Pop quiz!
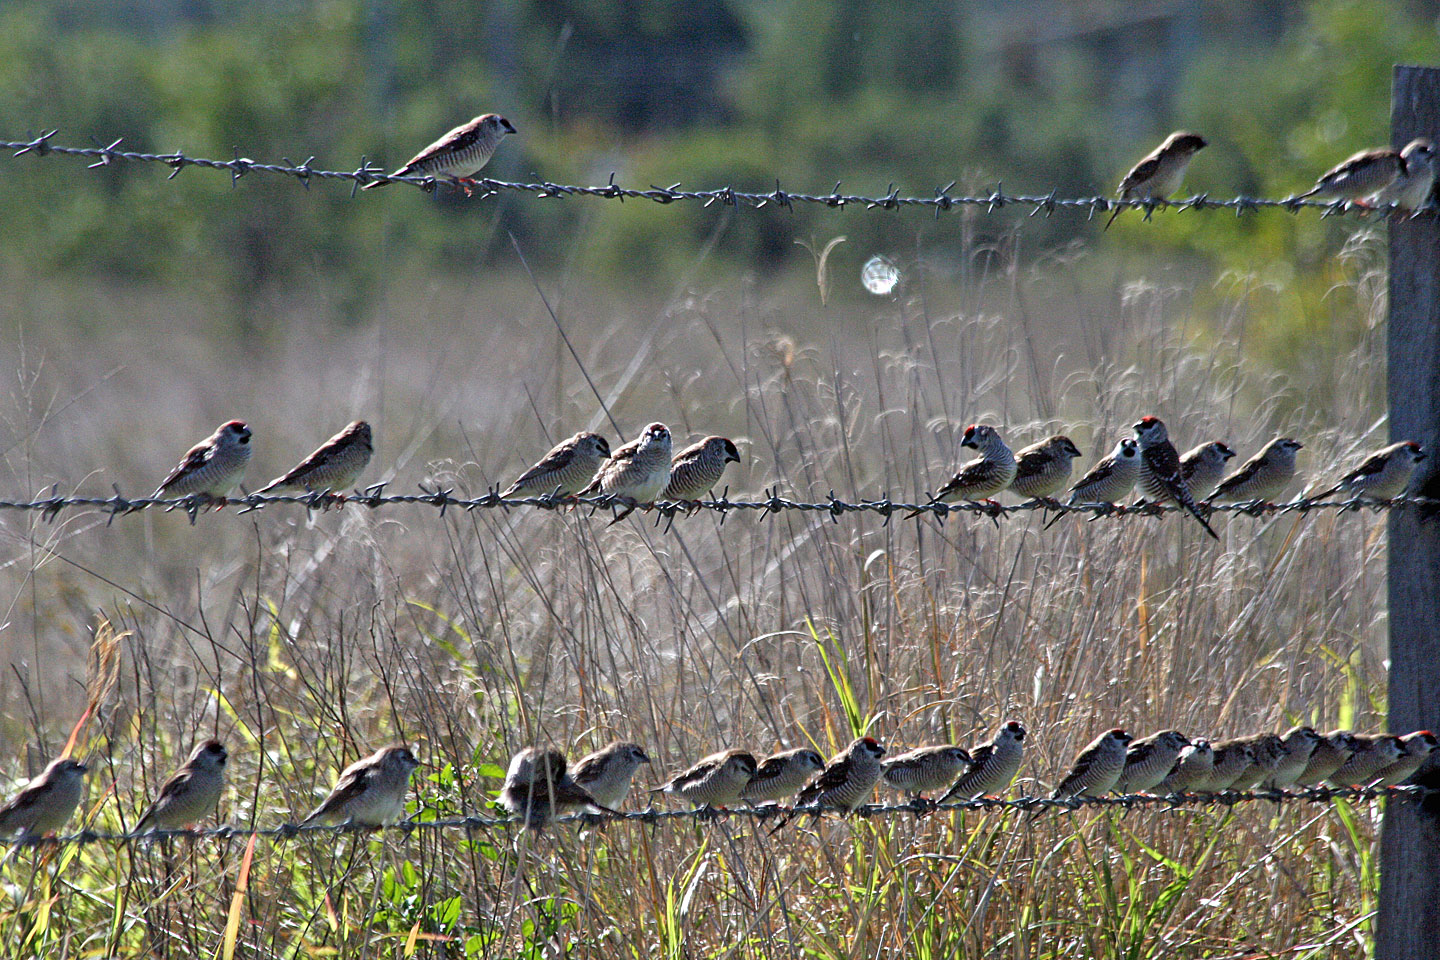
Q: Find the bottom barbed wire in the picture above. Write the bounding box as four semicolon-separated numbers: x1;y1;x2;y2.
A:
0;484;1434;525
2;784;1426;853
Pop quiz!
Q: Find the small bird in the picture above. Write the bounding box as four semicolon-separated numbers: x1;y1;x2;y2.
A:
1311;441;1426;502
937;720;1027;802
771;737;887;832
153;420;253;501
1207;437;1304;504
363;113;516;191
911;424;1017;517
1267;727;1325;789
662;436;741;501
1374;731;1438;786
501;432;611;499
1106;131;1208;229
1198;739;1257;791
1156;739;1214;793
258;421;373;495
1114;730;1190;794
1052;729;1131;799
501;747;616;830
1226;734;1288;791
1046;438;1142;530
880;745;973;801
1009;435;1083;500
1295;144;1408;205
135;740;227;832
564;741;651;811
580;423;674;506
1328;734;1405;787
1372;138;1438;213
300;745;420;827
651;749;758;809
0;757;88;848
1133;416;1218;539
1294;731;1359;786
742;748;826;805
1178;441;1237;502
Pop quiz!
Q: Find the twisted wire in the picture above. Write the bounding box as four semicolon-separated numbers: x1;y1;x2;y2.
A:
0;486;1430;526
1;783;1425;854
0;133;1416;220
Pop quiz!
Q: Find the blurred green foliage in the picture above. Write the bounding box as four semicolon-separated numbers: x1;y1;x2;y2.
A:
0;0;1435;335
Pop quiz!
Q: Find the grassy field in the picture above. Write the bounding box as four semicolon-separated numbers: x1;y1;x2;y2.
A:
0;218;1397;957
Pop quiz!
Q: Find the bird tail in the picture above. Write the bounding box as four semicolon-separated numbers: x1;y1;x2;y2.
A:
1103;204;1125;231
360;180;390;191
1181;499;1220;540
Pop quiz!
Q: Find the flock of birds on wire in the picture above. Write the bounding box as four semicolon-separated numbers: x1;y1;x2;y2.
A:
6;117;1436;857
127;414;1426;538
2;722;1435;855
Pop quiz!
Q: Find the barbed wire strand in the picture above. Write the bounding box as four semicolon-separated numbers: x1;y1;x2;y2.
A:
0;486;1431;527
2;133;1423;220
1;784;1427;854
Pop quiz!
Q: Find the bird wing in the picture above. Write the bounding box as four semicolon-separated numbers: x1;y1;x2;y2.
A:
261;432;367;492
579;439;641;495
1316;148;1399;188
507;437;582;491
156;440;215;493
1012;448;1050;482
1340;451;1390;484
1055;742;1106;795
1143;446;1219;538
136;767;197;827
1071;455;1119;491
795;756;853;805
1118;152;1164;195
1211;453;1266;496
303;761;373;822
658;755;722;792
569;750;610;786
396;121;487;175
0;777;51;829
935;457;1006;498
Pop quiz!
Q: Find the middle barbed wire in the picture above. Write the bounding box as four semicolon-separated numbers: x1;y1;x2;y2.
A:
0;486;1432;525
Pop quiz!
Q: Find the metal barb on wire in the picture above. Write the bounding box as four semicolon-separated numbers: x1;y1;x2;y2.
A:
0;136;1427;220
0;489;1434;523
0;783;1426;855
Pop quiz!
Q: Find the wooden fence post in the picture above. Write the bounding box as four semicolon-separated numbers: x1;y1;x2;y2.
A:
1378;63;1440;960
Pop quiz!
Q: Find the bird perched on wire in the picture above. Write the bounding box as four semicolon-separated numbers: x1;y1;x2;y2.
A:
563;741;650;811
1311;441;1426;502
135;740;227;833
1052;729;1131;799
1266;727;1325;789
937;720;1027;802
1009;435;1083;501
650;749;757;809
909;424;1017;519
500;432;610;499
1207;437;1304;505
1178;441;1237;502
152;420;253;505
1105;131;1208;229
501;747;617;830
258;421;373;496
362;113;516;193
1133;416;1218;539
580;422;674;520
1371;139;1438;214
1226;734;1288;791
300;745;420;827
662;436;741;501
769;737;886;833
1156;739;1214;793
1294;731;1359;785
741;748;826;805
0;757;88;857
1197;738;1256;791
1328;734;1404;787
1375;731;1438;786
1045;438;1141;530
1293;141;1418;205
1114;730;1190;794
880;745;973;804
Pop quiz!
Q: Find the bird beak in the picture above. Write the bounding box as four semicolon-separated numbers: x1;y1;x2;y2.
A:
501;118;517;135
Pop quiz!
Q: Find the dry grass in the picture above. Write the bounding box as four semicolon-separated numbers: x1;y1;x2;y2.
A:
0;224;1396;957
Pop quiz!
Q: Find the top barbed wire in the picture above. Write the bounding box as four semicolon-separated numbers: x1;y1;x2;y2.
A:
0;132;1415;219
0;487;1433;526
1;782;1428;854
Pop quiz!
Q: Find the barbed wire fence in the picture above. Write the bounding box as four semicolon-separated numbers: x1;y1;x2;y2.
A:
0;487;1431;526
1;133;1428;220
2;783;1428;856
